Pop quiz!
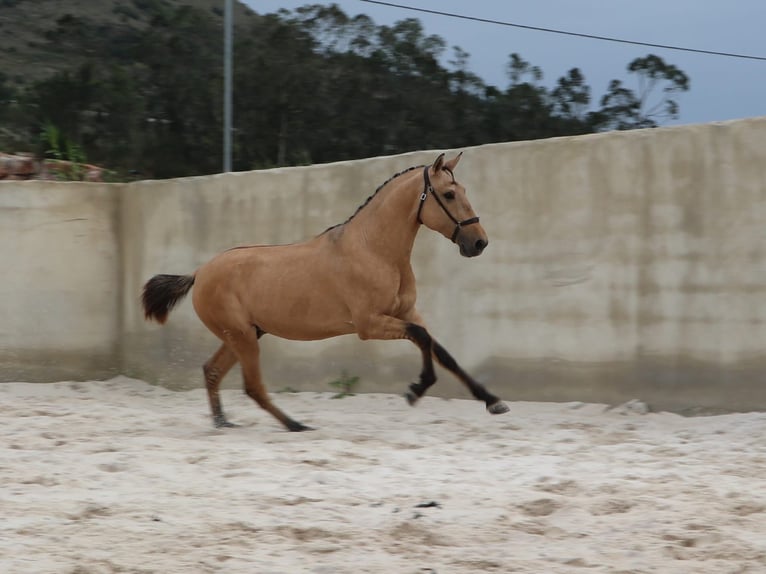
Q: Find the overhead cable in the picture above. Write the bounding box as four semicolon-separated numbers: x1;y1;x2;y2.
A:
358;0;766;62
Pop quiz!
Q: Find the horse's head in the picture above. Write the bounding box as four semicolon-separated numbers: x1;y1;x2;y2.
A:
417;152;488;257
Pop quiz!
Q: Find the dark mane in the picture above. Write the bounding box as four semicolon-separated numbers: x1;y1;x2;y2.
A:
320;165;423;235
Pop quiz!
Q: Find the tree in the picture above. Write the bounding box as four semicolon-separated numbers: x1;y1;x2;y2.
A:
551;67;591;121
446;47;488;145
0;72;14;127
0;1;692;178
0;73;27;152
483;53;556;142
507;52;542;86
593;54;690;130
233;11;323;167
135;5;224;177
630;54;689;123
592;79;646;131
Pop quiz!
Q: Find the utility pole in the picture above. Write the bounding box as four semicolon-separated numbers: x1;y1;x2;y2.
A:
223;0;233;172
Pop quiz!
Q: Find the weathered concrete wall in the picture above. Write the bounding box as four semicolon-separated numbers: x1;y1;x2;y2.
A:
466;121;766;412
0;182;121;381
2;117;765;412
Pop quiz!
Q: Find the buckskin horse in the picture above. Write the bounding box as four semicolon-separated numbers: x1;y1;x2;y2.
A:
141;152;509;431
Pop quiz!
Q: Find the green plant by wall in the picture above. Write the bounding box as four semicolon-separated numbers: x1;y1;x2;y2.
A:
328;371;360;399
40;122;88;181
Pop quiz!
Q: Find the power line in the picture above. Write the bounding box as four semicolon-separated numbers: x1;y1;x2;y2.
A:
358;0;766;62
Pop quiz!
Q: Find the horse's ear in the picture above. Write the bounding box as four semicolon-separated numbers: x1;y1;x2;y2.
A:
431;153;445;172
444;151;463;172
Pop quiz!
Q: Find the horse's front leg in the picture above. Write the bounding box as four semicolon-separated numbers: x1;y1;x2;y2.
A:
355;313;508;415
402;322;438;406
397;311;508;414
430;340;509;415
354;313;438;400
405;336;508;414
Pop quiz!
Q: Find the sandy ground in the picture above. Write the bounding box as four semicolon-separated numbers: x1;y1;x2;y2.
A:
1;377;765;574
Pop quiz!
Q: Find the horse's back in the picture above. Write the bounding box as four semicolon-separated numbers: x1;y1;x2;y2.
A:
191;239;355;341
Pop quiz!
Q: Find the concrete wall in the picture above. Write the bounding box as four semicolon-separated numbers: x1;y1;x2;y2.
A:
0;182;121;381
2;117;765;412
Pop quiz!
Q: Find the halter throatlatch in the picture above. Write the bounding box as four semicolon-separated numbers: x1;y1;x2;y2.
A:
416;166;480;243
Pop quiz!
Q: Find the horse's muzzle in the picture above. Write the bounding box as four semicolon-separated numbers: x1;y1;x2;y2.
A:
459;237;488;258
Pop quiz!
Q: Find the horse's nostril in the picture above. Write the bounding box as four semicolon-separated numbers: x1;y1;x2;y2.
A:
475;238;488;252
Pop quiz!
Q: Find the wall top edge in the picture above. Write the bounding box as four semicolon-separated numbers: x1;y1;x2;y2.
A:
5;116;764;189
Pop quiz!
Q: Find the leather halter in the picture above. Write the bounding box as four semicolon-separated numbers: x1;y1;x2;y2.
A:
416;166;480;243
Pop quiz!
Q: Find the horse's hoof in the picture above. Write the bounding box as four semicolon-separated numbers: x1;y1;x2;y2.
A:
214;419;239;428
404;390;419;406
286;421;314;432
487;401;510;415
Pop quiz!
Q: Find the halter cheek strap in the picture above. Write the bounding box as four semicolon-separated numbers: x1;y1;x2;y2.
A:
416;166;480;243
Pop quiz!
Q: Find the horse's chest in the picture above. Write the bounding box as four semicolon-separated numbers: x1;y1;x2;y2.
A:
391;283;416;315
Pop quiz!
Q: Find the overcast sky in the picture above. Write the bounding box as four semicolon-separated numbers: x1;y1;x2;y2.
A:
244;0;766;126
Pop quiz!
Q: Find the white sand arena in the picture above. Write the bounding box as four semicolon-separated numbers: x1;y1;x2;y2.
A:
1;376;765;573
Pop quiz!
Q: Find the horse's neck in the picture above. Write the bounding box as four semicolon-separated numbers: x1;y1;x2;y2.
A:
345;171;421;263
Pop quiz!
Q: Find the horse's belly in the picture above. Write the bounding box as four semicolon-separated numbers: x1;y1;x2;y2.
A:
266;321;355;341
246;286;354;341
255;301;355;341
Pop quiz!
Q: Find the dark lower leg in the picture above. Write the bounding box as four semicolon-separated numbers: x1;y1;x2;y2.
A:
404;323;436;405
432;341;509;414
244;385;312;431
203;344;238;428
238;343;312;432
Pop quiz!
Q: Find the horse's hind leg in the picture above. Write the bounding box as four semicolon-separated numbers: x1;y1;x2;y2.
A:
203;343;238;428
229;333;312;432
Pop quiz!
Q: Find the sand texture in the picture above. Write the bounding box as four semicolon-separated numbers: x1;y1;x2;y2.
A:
2;377;765;573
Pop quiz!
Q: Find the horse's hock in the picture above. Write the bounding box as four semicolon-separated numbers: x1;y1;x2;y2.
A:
1;117;765;413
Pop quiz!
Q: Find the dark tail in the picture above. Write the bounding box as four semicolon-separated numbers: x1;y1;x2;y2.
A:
141;274;195;324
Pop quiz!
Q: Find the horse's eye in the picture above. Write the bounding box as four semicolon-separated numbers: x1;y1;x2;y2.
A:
443;190;455;200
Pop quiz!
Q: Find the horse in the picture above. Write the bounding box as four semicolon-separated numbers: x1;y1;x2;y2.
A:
141;152;509;431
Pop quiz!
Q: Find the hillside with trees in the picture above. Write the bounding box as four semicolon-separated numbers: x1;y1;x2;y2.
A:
0;1;689;179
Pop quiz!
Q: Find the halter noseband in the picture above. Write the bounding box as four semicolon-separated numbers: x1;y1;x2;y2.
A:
416;166;480;243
